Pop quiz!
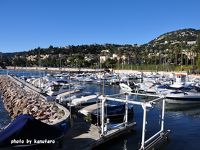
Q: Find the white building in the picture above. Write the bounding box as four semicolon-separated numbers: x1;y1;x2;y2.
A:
187;41;196;45
112;53;118;59
100;50;110;63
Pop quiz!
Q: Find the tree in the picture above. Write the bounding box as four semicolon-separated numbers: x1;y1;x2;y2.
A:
196;34;200;70
197;56;200;71
102;59;117;69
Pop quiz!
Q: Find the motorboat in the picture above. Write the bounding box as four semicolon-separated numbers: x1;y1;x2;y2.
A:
119;81;137;92
0;114;66;149
165;91;200;104
79;102;134;124
119;82;132;92
68;93;99;109
91;103;134;124
169;73;194;89
46;82;85;96
137;81;160;93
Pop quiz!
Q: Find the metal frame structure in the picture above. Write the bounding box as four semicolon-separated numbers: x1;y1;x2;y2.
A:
99;92;169;150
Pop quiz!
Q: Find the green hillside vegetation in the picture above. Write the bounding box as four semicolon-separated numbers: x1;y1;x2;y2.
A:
1;28;200;72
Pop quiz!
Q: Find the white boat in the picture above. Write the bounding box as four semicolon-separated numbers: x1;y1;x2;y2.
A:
137;81;159;93
71;73;96;82
166;91;200;104
56;90;81;103
46;82;85;96
155;73;195;95
119;83;132;92
169;73;194;89
156;84;175;95
69;94;98;107
107;75;120;85
119;81;137;92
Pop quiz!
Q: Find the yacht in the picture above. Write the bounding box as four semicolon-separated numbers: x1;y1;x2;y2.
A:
166;91;200;104
119;81;137;92
68;93;98;108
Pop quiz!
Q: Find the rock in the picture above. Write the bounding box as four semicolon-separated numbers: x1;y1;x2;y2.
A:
0;75;66;125
13;108;22;118
31;106;39;112
22;108;29;114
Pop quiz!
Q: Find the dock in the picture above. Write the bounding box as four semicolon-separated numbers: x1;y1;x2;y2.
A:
77;93;170;150
61;115;136;150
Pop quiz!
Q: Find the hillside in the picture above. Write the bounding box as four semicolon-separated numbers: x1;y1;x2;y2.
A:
150;28;199;44
1;28;200;69
146;28;200;52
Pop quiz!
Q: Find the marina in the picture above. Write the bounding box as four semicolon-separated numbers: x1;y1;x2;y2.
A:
0;69;200;149
1;1;200;149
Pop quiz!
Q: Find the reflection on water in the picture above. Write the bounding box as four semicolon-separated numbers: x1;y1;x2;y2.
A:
0;96;11;128
166;103;200;117
0;69;46;77
123;139;127;150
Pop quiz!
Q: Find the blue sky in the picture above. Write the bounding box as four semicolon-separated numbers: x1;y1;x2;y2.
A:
0;0;200;52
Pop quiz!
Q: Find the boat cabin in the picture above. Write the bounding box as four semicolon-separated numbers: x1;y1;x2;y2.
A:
175;74;187;84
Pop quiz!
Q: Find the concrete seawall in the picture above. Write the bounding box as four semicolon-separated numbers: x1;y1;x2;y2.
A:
6;66;104;72
0;75;69;125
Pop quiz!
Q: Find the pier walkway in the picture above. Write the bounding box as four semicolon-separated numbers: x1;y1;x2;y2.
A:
61;115;136;150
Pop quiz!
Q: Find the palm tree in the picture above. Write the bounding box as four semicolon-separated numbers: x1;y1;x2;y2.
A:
142;47;149;65
191;45;197;66
173;44;181;65
194;34;200;71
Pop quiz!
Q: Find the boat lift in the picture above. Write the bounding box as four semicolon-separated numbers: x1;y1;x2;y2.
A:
99;92;170;150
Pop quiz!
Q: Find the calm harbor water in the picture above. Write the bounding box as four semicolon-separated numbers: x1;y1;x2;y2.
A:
0;96;11;129
0;70;200;150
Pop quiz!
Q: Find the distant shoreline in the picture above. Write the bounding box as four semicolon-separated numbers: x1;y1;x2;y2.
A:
5;66;104;73
1;66;200;79
3;66;190;73
4;66;165;73
2;66;191;73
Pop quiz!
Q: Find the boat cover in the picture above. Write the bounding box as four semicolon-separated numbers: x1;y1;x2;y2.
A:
94;103;133;115
0;114;63;147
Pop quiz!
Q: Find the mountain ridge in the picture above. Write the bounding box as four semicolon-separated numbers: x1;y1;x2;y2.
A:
1;28;200;68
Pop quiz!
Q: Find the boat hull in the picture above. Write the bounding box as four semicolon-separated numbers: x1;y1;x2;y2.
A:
166;98;200;104
90;106;134;124
119;83;132;92
0;114;66;149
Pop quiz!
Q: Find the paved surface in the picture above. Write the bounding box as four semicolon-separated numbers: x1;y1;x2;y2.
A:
61;115;101;150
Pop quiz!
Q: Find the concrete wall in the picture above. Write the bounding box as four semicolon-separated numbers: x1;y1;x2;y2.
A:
6;66;104;72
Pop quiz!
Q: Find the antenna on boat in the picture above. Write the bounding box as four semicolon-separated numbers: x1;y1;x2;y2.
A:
69;70;72;126
103;70;105;96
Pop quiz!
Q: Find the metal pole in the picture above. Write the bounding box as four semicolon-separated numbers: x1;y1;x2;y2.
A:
103;71;105;96
161;99;165;131
101;97;105;136
69;72;72;127
141;103;147;150
60;57;61;70
125;93;128;126
144;98;166;145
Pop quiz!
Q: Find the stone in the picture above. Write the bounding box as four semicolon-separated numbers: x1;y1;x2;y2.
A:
0;75;66;125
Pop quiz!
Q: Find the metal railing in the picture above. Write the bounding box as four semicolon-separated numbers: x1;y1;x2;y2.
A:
99;92;167;150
